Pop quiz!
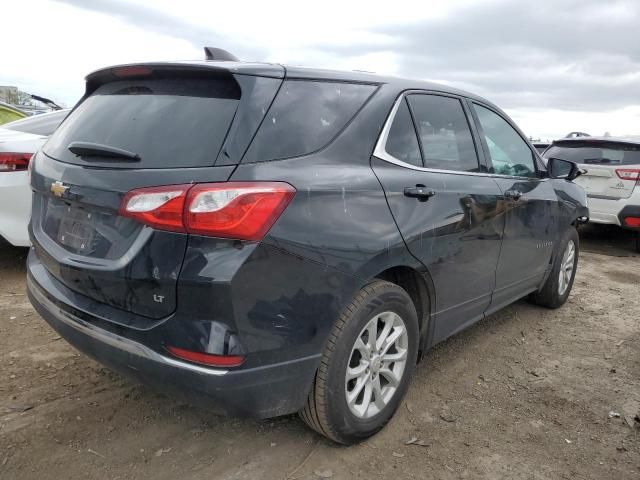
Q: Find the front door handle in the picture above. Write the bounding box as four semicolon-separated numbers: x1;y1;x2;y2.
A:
404;186;436;201
504;189;523;200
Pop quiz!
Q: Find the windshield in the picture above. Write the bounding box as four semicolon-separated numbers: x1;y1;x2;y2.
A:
44;76;240;169
4;110;70;136
544;142;640;165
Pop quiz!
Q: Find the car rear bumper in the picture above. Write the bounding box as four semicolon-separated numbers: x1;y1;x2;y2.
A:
586;195;638;227
27;266;320;419
0;171;31;246
618;205;640;230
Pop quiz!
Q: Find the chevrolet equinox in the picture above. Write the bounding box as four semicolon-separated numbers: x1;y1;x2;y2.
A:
27;55;588;444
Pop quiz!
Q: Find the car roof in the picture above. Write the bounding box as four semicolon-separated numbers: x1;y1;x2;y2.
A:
552;136;640;147
86;60;501;110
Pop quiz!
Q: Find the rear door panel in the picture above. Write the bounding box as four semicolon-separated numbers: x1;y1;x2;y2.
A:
372;158;504;340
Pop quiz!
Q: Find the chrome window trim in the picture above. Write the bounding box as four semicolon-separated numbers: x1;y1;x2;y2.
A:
373;91;545;181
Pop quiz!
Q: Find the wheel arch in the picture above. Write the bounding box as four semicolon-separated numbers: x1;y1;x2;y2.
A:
369;265;435;360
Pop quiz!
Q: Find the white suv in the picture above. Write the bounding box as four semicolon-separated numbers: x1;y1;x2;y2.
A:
544;137;640;252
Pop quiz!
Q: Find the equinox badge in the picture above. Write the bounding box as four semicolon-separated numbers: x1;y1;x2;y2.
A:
50;181;69;198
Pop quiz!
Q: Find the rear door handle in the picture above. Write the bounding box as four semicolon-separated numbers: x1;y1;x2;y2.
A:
504;189;523;200
404;186;436;201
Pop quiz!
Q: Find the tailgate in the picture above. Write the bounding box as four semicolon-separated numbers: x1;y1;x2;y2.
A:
31;153;235;319
574;164;636;199
30;65;282;320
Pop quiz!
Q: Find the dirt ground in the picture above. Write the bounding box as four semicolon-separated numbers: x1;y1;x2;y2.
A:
1;225;639;480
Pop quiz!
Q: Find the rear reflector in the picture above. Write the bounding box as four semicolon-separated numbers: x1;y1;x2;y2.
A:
623;217;640;227
166;345;245;367
119;182;295;240
0;152;32;172
615;169;640;181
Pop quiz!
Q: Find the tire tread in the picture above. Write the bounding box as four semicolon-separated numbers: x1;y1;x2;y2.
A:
299;280;398;443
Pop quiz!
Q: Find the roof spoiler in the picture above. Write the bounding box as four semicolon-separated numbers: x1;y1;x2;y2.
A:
204;47;239;62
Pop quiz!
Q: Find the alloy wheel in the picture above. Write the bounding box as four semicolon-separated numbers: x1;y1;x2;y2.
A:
558;240;576;295
345;311;409;419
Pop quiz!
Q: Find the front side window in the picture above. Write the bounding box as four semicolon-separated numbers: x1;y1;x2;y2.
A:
474;104;536;178
385;99;422;167
407;94;480;172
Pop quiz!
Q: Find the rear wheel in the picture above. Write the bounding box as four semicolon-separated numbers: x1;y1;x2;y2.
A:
529;227;579;308
299;280;419;444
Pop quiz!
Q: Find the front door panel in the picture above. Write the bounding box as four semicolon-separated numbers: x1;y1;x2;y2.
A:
491;177;559;310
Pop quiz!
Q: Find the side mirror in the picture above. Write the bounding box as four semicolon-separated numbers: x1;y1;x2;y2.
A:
547;157;581;181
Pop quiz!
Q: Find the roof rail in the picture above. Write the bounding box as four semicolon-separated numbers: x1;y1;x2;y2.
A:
204;47;239;62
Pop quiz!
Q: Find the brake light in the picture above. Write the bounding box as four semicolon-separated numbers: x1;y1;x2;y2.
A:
0;152;31;172
166;346;245;367
119;182;296;240
119;185;189;232
623;217;640;227
184;182;296;240
112;66;153;77
615;169;640;181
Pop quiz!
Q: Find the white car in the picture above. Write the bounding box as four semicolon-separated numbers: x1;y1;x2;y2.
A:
0;110;70;246
543;136;640;252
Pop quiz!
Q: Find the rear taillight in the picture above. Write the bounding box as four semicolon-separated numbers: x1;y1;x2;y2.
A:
119;185;189;232
119;182;296;240
184;182;296;240
623;217;640;227
615;169;640;181
0;153;32;172
166;345;245;367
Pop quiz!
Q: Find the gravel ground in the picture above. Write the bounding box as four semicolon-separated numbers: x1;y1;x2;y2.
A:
1;227;639;480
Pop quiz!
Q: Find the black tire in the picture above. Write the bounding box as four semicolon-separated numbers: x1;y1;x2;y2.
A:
299;280;419;444
529;227;579;308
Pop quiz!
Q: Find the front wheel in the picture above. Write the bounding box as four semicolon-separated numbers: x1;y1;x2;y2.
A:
529;227;579;308
299;280;419;444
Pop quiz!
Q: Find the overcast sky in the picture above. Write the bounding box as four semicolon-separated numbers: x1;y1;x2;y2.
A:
2;0;639;140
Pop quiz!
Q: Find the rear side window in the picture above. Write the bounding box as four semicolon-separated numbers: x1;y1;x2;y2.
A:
4;110;69;136
544;143;640;165
473;104;536;178
407;94;480;172
44;76;240;168
385;99;422;167
243;80;376;162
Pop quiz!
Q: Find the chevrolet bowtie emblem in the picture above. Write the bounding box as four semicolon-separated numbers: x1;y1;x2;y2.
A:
51;181;69;197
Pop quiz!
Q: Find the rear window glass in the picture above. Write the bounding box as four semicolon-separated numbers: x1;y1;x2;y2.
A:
4;110;69;136
407;94;480;172
544;143;640;166
44;77;240;168
243;80;376;162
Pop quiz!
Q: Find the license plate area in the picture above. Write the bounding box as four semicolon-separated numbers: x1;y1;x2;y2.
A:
56;207;97;254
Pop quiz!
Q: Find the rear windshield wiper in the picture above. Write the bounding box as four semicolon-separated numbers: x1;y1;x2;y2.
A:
68;141;140;161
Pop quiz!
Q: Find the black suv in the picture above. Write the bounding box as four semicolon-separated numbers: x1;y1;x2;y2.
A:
27;57;588;444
